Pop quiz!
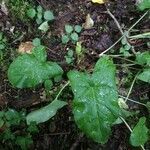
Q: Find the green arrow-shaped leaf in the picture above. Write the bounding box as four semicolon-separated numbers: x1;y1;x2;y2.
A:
68;56;122;144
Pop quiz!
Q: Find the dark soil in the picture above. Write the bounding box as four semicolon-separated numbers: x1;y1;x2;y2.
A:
0;0;149;149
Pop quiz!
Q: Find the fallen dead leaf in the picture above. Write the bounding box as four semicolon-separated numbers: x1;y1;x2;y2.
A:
18;41;34;54
83;14;94;29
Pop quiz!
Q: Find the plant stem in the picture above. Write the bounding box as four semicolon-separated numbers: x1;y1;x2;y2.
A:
129;32;150;39
128;11;149;32
55;81;70;101
99;36;123;56
119;95;146;107
115;64;136;67
120;117;132;132
106;9;137;54
120;117;145;150
99;10;149;56
109;55;138;66
107;9;124;35
125;73;138;102
109;55;136;64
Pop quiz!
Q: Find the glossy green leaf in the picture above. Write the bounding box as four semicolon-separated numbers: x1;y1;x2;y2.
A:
36;18;42;25
44;79;53;90
67;49;74;57
32;45;47;62
37;5;43;13
121;37;128;45
136;51;150;66
68;56;122;144
137;69;150;83
61;35;70;44
71;32;79;42
65;25;73;34
136;0;150;11
32;38;41;47
130;117;149;146
38;21;49;32
27;8;36;19
26;100;67;124
74;25;82;33
8;53;63;88
44;10;54;21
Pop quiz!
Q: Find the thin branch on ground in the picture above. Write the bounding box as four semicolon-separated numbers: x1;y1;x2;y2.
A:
128;11;149;32
119;95;146;107
107;9;136;54
107;9;124;35
125;73;139;102
108;55;136;63
55;81;70;101
99;36;123;56
99;10;149;56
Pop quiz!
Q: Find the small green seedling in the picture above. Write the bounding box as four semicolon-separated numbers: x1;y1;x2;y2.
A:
130;117;149;147
44;79;53;91
75;42;86;63
32;38;41;47
61;24;82;44
65;49;75;64
0;109;38;149
119;37;132;56
135;51;150;83
27;5;55;32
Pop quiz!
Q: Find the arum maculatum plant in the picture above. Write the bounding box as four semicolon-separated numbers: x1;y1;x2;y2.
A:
8;49;149;149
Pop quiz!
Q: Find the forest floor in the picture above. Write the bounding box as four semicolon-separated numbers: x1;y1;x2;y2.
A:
0;0;150;150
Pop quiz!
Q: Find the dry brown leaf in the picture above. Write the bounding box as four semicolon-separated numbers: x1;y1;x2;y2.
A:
83;14;94;29
18;41;34;54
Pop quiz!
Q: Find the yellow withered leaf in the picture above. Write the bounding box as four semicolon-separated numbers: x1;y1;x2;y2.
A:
92;0;105;4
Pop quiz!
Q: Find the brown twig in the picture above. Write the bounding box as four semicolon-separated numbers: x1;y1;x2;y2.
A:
107;9;124;35
99;10;148;56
